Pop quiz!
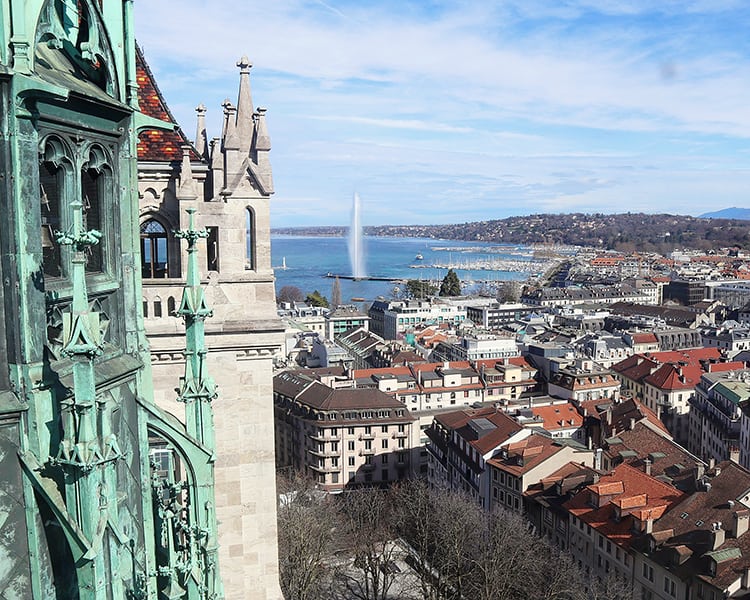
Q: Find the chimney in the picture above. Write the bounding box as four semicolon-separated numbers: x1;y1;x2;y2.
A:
711;526;726;550
709;457;716;470
644;458;652;476
731;510;750;539
730;447;741;465
645;517;654;534
743;566;750;589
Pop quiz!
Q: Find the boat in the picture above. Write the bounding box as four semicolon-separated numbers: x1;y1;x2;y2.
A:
415;253;424;260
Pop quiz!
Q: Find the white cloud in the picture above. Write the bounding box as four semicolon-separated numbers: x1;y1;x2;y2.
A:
134;0;750;226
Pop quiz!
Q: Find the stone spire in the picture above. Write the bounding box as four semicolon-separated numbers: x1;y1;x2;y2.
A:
194;103;208;160
177;145;198;200
252;107;274;193
234;56;255;155
221;97;233;149
223;101;239;151
209;137;223;199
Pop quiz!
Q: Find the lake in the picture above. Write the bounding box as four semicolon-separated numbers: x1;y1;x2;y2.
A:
271;235;545;304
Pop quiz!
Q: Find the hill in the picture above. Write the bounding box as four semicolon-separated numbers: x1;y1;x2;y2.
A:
273;213;750;253
700;207;750;220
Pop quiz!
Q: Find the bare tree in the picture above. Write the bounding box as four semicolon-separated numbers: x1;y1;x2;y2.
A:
277;285;304;305
277;478;635;600
331;277;342;308
466;508;544;600
497;280;521;303
336;488;400;600
276;472;339;600
391;481;483;600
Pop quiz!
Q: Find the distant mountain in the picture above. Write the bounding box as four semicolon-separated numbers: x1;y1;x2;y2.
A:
700;207;750;220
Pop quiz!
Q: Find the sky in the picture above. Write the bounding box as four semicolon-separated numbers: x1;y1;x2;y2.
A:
134;1;750;228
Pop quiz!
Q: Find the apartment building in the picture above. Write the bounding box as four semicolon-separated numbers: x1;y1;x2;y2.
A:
368;299;467;339
425;407;532;508
547;364;621;403
564;463;685;583
325;304;370;339
688;370;750;469
701;323;750;353
431;330;519;362
487;434;593;514
273;370;417;492
613;349;745;444
475;357;539;402
464;302;536;329
634;461;750;600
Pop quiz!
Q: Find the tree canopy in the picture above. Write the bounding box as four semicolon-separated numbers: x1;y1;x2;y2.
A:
305;290;329;308
405;279;437;299
439;269;461;296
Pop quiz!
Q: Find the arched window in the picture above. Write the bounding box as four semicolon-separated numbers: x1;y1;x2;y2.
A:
142;300;149;318
167;297;176;316
81;167;104;272
245;207;255;270
141;219;169;278
154;296;163;318
40;161;63;278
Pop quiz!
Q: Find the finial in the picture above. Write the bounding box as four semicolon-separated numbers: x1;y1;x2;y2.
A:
236;56;253;72
196;103;207;115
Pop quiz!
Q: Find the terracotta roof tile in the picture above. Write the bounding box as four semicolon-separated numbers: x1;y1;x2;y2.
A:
565;463;685;549
136;46;201;162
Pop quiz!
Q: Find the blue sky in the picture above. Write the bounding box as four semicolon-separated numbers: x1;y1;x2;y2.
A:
134;1;750;228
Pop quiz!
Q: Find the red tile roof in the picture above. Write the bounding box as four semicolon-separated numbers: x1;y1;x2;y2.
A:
488;434;574;476
136;46;200;162
630;333;658;344
529;402;584;431
435;407;523;456
644;363;702;391
565;463;685;549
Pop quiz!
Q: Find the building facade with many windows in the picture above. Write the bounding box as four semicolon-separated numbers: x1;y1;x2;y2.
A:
274;371;417;491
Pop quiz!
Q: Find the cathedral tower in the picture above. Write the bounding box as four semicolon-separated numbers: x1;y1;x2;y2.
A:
136;49;285;599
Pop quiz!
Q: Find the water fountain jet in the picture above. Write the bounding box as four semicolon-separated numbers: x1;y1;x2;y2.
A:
348;192;366;280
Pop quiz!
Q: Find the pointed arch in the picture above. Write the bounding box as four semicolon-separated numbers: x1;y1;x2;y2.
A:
245;206;255;270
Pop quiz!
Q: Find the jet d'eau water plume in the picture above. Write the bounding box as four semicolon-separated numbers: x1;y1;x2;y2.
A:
348;193;366;279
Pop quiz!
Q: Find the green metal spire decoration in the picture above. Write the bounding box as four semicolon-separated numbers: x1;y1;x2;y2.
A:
152;207;223;599
175;208;217;449
50;200;122;599
53;200;122;471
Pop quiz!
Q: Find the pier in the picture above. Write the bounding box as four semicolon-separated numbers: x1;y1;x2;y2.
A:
325;273;401;282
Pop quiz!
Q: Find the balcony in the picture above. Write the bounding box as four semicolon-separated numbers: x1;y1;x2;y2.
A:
308;448;340;458
309;463;342;473
359;433;376;441
361;462;376;471
392;431;408;439
359;448;376;456
308;432;341;442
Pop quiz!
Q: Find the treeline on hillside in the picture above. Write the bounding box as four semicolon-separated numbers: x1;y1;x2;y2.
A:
277;474;631;600
273;213;750;252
